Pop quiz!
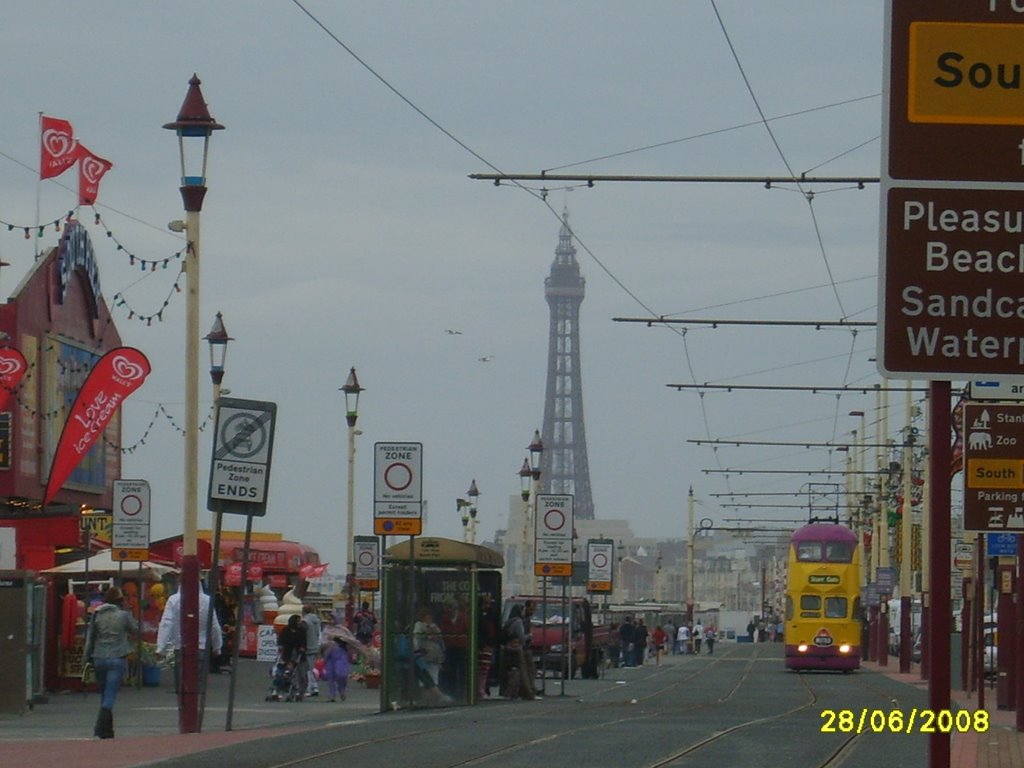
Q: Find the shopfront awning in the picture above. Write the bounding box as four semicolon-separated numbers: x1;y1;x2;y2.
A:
41;549;178;580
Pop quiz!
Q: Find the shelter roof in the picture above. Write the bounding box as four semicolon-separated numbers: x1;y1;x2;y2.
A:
384;537;504;568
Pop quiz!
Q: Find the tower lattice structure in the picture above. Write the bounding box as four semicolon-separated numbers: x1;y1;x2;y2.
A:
540;210;595;520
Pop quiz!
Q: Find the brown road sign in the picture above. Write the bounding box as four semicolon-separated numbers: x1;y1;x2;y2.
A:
963;402;1024;531
887;1;1024;183
880;186;1024;377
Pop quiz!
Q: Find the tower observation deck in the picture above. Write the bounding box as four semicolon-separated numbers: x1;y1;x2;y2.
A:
540;210;595;520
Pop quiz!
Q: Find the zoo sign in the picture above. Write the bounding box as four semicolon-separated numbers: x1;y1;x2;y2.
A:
963;402;1024;530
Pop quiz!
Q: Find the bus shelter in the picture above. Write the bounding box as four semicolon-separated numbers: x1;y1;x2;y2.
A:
381;537;502;711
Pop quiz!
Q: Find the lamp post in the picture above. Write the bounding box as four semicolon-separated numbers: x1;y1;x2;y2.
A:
518;458;532;593
341;367;363;628
462;479;480;544
528;430;544;595
687;486;695;629
164;74;223;734
202;312;231;703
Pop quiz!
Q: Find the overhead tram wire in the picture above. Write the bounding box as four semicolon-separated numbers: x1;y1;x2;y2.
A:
469;172;879;186
703;469;890;475
538;93;881;174
668;383;927;393
612;317;875;329
689;439;912;448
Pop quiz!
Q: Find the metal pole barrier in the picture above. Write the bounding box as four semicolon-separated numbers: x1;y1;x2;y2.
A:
199;511;223;725
225;514;253;731
561;576;568;697
927;380;951;768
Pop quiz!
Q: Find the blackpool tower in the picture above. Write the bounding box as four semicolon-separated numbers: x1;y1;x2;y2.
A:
540;209;595;520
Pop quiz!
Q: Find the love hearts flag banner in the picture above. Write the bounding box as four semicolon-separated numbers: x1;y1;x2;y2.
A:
77;146;113;205
0;347;27;413
40;115;80;180
299;563;329;580
43;347;150;506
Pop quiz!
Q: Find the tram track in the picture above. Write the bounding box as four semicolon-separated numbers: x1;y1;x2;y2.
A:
638;654;930;768
155;644;920;768
211;645;759;768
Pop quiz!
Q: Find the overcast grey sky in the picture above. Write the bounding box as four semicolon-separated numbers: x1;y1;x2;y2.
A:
0;2;892;569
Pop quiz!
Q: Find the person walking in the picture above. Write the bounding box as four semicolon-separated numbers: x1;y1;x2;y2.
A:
278;614;308;699
84;586;137;739
662;620;676;654
704;625;716;655
477;593;501;697
651;625;668;666
302;604;322;696
155;578;223;693
692;620;703;654
619;616;636;667
502;604;536;699
440;597;469;699
635;618;650;665
354;601;377;646
320;635;350;701
677;623;690;655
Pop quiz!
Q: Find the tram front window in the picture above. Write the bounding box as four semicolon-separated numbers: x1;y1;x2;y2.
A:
796;543;822;562
824;597;848;619
824;542;853;563
800;595;821;617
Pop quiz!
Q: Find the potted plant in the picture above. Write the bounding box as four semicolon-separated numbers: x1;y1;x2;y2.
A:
353;646;381;688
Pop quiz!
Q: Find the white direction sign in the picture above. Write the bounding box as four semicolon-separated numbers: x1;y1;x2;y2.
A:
534;494;574;576
355;535;380;590
970;379;1024;402
586;539;614;593
374;442;423;535
208;397;277;517
112;479;150;552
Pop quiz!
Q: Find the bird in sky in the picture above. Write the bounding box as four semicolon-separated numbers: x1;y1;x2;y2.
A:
478;355;494;363
444;329;463;335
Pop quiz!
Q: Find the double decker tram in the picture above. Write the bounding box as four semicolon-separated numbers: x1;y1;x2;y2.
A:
784;521;861;671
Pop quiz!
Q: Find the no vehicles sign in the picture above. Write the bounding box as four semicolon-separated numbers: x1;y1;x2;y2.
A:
208;397;277;517
374;442;423;535
534;494;573;577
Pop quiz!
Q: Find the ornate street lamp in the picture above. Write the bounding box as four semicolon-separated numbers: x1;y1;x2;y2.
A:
341;367;364;627
164;74;223;735
518;458;532;501
204;312;232;392
202;312;232;706
466;479;480;544
526;430;543;593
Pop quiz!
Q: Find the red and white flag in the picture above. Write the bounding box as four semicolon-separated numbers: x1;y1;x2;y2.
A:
0;347;27;413
43;347;150;506
40;115;80;180
77;146;113;205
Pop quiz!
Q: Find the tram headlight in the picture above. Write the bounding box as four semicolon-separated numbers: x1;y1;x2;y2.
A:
797;643;808;653
839;644;851;654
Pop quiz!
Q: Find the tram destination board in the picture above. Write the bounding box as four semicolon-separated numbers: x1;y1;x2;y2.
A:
963;402;1024;531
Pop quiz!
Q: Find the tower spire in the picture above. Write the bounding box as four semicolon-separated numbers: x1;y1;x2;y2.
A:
540;208;595;519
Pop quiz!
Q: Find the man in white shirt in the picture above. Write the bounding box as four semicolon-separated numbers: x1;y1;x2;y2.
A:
156;580;223;691
676;624;690;655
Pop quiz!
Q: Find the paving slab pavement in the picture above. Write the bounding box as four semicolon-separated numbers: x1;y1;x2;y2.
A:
0;658;382;768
